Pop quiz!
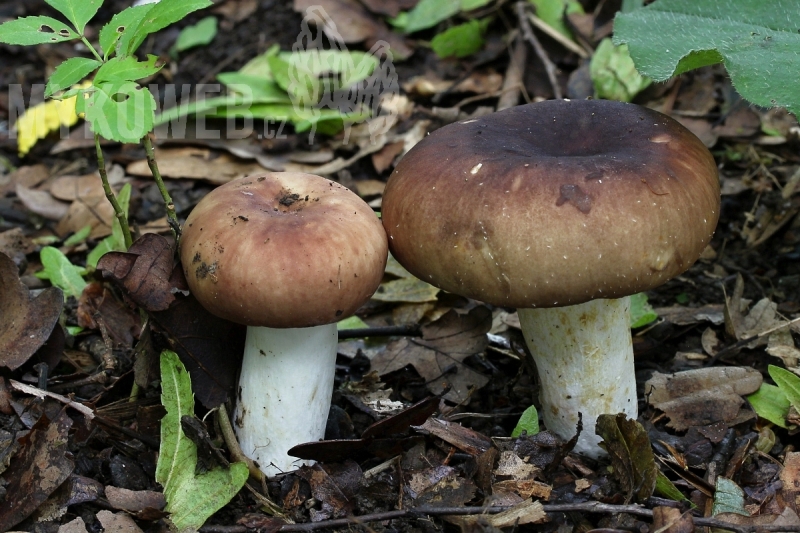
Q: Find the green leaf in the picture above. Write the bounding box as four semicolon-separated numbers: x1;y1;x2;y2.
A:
711;477;749;516
613;0;800;116
337;315;369;330
511;405;540;438
94;55;163;84
0;16;79;45
596;413;658;504
404;0;460;33
431;18;489;58
37;246;87;299
629;292;658;329
460;0;492;9
769;365;800;410
655;471;691;503
122;0;214;56
590;38;651;102
84;82;156;143
217;72;291;101
173;15;217;53
86;183;131;268
528;0;584;39
156;350;249;531
45;57;101;97
99;4;154;58
44;0;103;34
747;382;790;429
63;225;92;247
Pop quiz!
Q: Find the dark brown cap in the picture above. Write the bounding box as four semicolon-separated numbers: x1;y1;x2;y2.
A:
181;172;388;327
382;99;720;308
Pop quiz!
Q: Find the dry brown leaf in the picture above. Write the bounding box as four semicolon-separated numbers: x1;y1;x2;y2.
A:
15;183;70;220
405;465;477;507
494;451;540;480
417;418;493;456
654;304;724;326
645;367;762;430
446;499;547;529
95;510;144;533
652;506;694;533
126;147;264;184
1;164;49;196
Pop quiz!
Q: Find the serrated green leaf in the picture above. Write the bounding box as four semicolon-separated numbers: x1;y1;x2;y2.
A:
613;0;800;116
590;38;651;102
0;16;78;45
85;82;155;143
596;413;658;504
122;0;213;56
655;471;691;503
99;4;154;58
44;0;103;34
404;0;460;33
156;350;248;531
38;246;87;299
511;405;540;438
45;57;101;97
747;382;790;428
94;55;163;84
630;292;658;329
769;364;800;410
86;183;131;268
712;477;749;516
431;18;489;58
173;15;217;53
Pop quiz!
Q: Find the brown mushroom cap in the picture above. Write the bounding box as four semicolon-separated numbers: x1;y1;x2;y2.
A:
181;172;388;328
382;99;720;308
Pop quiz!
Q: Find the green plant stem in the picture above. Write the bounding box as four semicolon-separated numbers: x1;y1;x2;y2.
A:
80;36;104;63
95;134;133;249
142;134;180;239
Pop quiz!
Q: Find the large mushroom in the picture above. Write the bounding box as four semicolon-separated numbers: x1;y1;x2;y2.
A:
381;99;719;457
181;172;388;476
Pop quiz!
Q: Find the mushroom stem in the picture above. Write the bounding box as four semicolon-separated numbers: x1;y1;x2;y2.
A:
233;323;337;477
517;297;637;458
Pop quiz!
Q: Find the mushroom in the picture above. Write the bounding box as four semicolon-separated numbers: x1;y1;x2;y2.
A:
180;172;388;476
381;99;719;457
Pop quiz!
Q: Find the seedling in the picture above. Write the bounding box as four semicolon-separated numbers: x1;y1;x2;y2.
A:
0;0;214;244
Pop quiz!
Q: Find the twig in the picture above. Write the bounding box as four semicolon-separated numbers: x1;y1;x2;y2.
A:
497;34;527;111
9;380;94;419
216;404;264;482
142;134;180;239
198;501;800;533
527;12;589;58
95;133;133;249
515;1;562;99
338;325;421;340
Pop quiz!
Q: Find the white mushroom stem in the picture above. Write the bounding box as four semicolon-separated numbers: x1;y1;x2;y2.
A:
232;323;337;477
517;297;637;458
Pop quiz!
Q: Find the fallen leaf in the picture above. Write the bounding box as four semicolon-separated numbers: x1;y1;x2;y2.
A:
126;147;264;185
0;408;74;531
596;413;658;504
371;307;491;402
77;282;142;346
416;418;493;456
0;253;63;370
15;183;70;220
405;465;477;507
652;506;694;533
297;461;362;521
97;233;177;312
105;486;167;513
655;304;725;326
95;510;145;533
1;164;49;197
446;499;547;528
0;227;36;272
645;367;762;431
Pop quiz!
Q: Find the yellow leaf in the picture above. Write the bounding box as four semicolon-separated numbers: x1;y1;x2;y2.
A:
16;82;88;156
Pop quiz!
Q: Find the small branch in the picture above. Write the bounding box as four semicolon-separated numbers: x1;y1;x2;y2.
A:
527;13;589;58
515;1;562;99
497;34;527;111
142;134;181;240
10;380;94;419
95;134;133;249
216;404;264;482
198;501;800;533
337;325;421;340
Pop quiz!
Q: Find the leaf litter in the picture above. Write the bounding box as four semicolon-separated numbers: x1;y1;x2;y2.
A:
3;0;800;532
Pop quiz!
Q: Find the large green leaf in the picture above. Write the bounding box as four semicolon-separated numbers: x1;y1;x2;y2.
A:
122;0;213;56
98;4;154;58
45;57;101;97
44;0;103;34
84;82;156;143
156;350;248;531
613;0;800;115
94;55;163;84
0;16;78;45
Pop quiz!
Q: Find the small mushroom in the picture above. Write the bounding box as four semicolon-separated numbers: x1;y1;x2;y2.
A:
381;99;720;457
180;172;388;476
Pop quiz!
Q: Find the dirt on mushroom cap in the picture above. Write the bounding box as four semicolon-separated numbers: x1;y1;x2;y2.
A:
381;99;720;308
180;172;388;328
